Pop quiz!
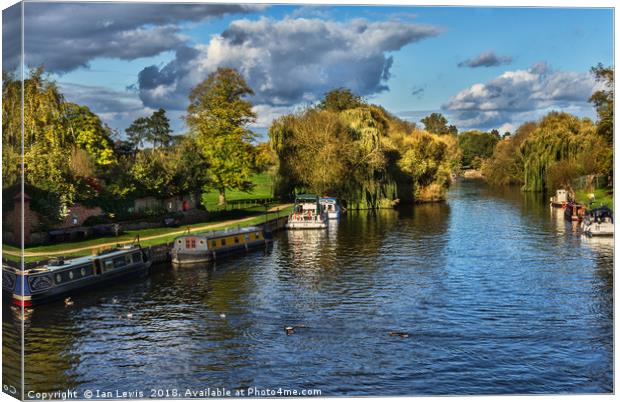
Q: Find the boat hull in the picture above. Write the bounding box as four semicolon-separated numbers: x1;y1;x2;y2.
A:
171;239;268;264
327;211;340;219
3;260;150;307
583;222;614;237
285;220;327;229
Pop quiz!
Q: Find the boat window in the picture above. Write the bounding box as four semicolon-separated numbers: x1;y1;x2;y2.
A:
221;238;226;246
55;274;62;283
113;256;126;268
234;237;239;244
211;240;217;248
104;260;113;270
200;240;204;245
132;253;142;263
80;267;86;277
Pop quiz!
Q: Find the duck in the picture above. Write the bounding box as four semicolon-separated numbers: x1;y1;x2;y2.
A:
64;297;74;307
219;313;227;319
112;296;120;304
126;312;133;319
388;331;409;338
284;326;295;335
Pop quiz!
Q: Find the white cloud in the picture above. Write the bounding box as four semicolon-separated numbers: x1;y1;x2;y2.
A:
443;63;600;130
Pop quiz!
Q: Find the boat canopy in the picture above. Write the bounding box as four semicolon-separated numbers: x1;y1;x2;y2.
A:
588;205;613;222
295;194;319;202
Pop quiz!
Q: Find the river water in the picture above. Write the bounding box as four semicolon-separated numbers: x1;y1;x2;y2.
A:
2;180;613;397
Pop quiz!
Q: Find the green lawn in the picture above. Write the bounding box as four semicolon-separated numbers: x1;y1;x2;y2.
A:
202;173;274;210
575;188;614;210
2;205;292;263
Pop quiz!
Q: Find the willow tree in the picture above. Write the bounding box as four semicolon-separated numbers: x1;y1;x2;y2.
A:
521;112;605;192
186;67;256;206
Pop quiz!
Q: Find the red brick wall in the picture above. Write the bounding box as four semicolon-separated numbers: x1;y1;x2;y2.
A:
58;204;103;228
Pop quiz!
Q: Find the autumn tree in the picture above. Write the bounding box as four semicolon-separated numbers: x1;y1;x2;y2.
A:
421;113;454;135
318;87;365;112
186;67;257;206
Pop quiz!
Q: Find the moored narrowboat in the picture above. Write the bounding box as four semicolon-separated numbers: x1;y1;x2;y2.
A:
2;245;151;307
550;189;569;208
171;226;268;265
286;194;328;229
319;197;342;219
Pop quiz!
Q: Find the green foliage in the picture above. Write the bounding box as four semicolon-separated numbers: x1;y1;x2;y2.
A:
589;63;614;145
482;122;536;186
269;100;458;208
318;87;365;112
186;67;257;205
421;112;453;135
458;130;499;168
2;66;116;220
125;108;173;149
521;112;605;192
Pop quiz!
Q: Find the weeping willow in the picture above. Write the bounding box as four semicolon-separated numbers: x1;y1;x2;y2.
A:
521;112;604;192
268;103;457;208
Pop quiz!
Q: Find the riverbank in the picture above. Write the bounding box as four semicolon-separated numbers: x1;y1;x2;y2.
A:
574;188;614;210
3;204;292;262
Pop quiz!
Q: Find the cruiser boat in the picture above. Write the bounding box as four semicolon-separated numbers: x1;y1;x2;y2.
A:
286;194;328;229
2;245;150;307
581;206;614;237
319;197;342;219
171;226;268;265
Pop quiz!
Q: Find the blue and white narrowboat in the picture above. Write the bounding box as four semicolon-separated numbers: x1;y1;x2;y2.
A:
319;197;341;219
286;194;328;229
2;245;151;307
171;226;269;265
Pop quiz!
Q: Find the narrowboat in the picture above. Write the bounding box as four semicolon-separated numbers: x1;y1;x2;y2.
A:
2;245;150;307
171;226;268;265
319;197;342;219
549;189;569;208
286;194;328;229
581;206;614;237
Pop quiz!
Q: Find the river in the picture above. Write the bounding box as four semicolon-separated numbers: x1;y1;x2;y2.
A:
2;179;613;397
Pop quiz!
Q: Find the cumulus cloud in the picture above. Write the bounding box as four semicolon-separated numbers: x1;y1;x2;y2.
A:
3;3;263;73
137;17;443;111
457;51;512;68
443;62;600;129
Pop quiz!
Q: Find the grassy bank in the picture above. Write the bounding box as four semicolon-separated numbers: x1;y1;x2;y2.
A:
3;205;292;262
202;173;274;211
574;188;613;210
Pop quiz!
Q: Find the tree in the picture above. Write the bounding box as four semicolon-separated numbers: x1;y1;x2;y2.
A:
490;129;500;140
458;130;499;168
148;108;173;148
589;63;613;145
186;67;257;206
421;113;450;135
125;117;150;149
318;88;365;112
126;108;173;149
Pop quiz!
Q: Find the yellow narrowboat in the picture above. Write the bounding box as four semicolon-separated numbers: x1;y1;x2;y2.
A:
171;226;269;265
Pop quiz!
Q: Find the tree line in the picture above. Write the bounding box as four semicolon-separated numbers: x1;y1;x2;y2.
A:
2;63;612;228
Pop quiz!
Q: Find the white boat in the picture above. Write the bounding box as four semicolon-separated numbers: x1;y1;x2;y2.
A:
319;197;341;219
549;189;569;208
285;194;328;229
581;206;614;237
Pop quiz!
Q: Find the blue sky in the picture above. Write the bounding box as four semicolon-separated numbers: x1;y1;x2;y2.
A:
2;3;614;137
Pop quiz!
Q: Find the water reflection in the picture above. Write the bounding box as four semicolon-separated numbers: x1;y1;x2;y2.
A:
2;180;613;396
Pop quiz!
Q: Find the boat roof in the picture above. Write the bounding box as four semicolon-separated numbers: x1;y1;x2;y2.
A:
295;193;319;201
319;197;337;201
174;226;262;241
588;205;613;218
